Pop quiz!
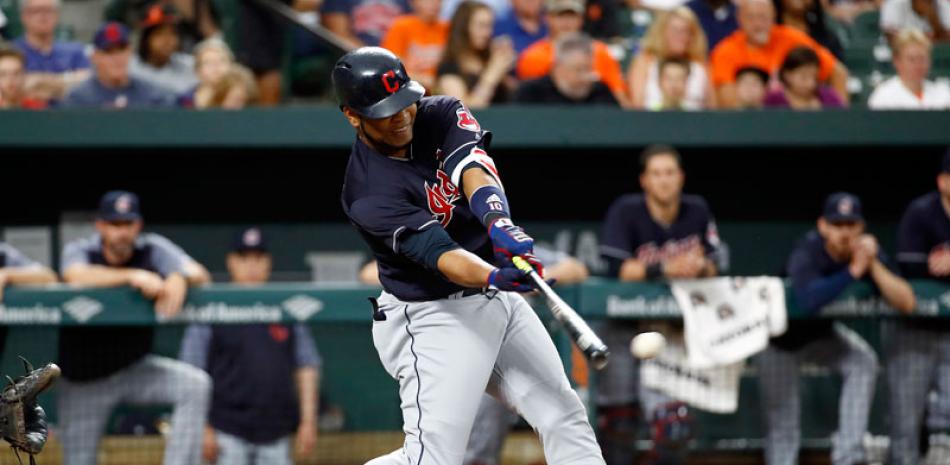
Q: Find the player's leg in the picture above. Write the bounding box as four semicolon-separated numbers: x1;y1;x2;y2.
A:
251;436;293;465
806;323;878;465
464;393;519;465
885;322;937;465
490;292;605;465
57;377;118;465
367;292;508;465
638;385;692;465
593;319;641;465
923;332;950;465
213;430;253;465
756;344;802;465
118;354;212;465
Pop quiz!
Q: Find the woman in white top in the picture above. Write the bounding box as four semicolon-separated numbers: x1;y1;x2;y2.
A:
627;6;717;110
868;28;950;109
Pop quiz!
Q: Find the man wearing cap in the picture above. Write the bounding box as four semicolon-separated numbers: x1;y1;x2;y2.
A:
515;0;629;106
757;192;915;465
130;4;198;95
57;190;211;465
179;227;321;465
62;21;175;108
12;0;90;105
888;151;950;465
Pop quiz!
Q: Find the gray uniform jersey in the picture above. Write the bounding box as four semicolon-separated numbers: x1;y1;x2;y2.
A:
0;242;40;268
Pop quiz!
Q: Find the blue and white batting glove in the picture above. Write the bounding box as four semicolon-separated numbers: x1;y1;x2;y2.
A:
488;219;545;275
487;266;534;293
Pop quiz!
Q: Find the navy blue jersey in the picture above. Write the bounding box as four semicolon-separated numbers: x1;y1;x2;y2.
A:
342;96;498;301
896;191;950;330
599;193;723;278
774;230;893;350
58;233;189;381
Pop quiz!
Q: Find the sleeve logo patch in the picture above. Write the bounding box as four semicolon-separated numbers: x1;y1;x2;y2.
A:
456;107;481;132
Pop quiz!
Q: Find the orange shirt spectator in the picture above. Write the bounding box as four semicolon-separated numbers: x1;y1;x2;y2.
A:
710;24;836;86
381;15;449;88
517;38;625;97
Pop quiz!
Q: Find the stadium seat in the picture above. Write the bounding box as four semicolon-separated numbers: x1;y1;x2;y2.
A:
850;10;882;46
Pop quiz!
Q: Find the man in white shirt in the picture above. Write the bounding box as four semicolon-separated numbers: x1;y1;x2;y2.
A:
881;0;949;41
868;28;950;109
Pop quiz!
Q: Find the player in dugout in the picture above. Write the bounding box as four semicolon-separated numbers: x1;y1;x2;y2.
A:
180;226;320;465
759;192;915;465
56;190;212;465
598;144;726;465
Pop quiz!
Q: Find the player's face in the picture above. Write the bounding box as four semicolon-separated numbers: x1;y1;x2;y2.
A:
739;0;774;46
21;0;59;37
412;0;441;21
96;220;142;264
640;154;684;205
352;104;418;151
93;46;132;86
782;64;818;98
227;251;272;284
0;57;25;105
894;43;931;85
937;173;950;199
818;218;864;259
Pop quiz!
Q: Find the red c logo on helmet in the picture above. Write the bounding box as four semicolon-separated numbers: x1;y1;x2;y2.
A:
381;70;400;94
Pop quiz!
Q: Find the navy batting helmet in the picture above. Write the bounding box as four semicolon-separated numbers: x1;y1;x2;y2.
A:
332;47;425;119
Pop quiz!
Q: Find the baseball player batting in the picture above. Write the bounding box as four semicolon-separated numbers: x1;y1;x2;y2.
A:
333;47;605;465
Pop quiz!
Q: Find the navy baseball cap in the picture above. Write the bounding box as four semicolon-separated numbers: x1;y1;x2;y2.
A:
231;227;268;253
93;22;130;51
822;192;864;223
98;191;141;221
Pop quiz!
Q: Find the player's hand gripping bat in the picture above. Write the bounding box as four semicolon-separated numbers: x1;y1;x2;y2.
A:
511;256;609;370
1;358;60;465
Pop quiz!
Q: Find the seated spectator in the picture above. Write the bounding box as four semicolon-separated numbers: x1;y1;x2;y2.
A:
734;65;770;107
686;0;739;51
627;6;715;109
58;190;211;465
436;0;516;108
514;32;620;104
62;22;175;108
651;57;693;109
180;227;319;465
321;0;409;48
881;0;949;42
207;64;259;109
765;45;845;108
381;0;449;90
516;0;630;106
773;0;844;59
868;28;950;108
104;0;220;50
130;4;198;95
13;0;90;105
0;45;45;108
493;0;547;53
184;37;232;108
710;0;849;107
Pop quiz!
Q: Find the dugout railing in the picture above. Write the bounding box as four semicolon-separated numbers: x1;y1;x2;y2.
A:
0;279;946;463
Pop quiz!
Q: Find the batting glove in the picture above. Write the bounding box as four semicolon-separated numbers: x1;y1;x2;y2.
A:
487;266;535;293
488;219;544;275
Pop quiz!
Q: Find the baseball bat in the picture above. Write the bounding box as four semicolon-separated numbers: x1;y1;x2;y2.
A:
511;256;610;370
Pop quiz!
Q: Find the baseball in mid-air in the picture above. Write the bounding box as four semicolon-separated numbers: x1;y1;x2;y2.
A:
630;332;667;359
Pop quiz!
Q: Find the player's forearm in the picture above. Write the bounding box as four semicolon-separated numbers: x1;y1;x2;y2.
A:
183;261;212;286
437;249;495;288
462;167;499;199
0;267;58;286
546;258;589;285
618;258;647;281
295;367;319;426
62;265;138;287
870;261;916;314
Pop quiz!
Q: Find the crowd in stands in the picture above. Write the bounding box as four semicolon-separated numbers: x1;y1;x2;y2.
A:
0;0;947;109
